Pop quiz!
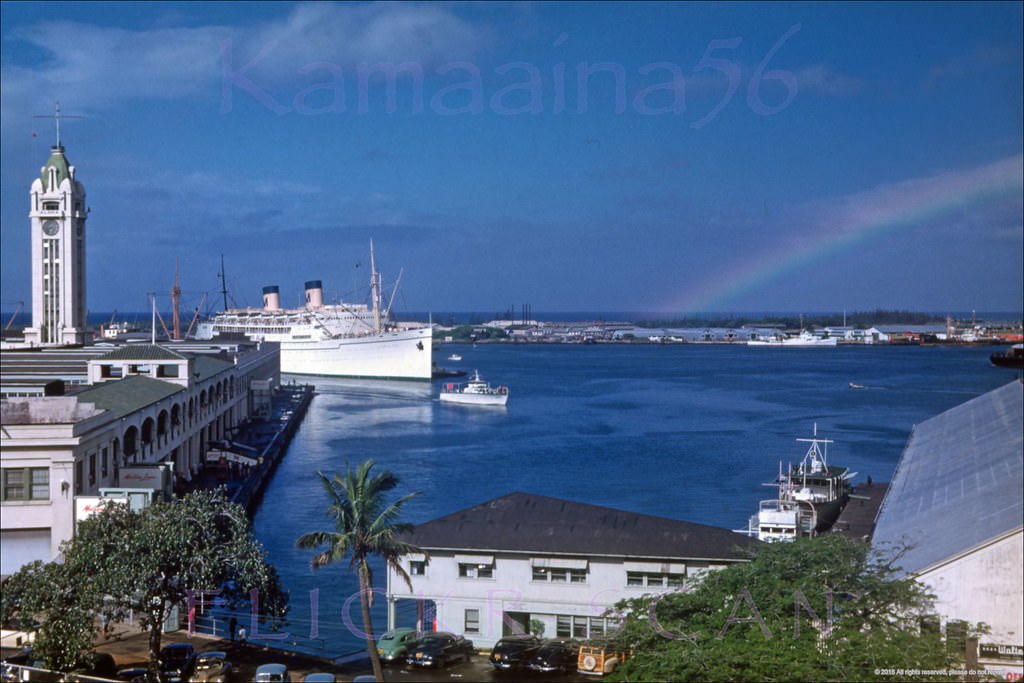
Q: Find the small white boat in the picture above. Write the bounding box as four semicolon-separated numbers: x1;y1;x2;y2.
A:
439;370;509;406
748;330;837;347
448;354;462;361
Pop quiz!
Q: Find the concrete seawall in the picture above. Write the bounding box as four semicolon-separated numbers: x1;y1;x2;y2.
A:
186;382;315;516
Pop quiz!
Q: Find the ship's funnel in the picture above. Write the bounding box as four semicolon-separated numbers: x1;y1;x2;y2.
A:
304;280;324;309
262;285;281;311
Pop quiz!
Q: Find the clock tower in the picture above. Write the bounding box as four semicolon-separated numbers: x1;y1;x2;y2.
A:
24;132;88;346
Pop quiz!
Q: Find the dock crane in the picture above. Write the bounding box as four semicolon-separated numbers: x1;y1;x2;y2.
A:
4;301;24;333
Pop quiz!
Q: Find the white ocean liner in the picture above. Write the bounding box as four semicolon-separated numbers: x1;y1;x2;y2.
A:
195;245;433;380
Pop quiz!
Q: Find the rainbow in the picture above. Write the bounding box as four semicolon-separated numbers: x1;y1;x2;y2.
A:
662;155;1023;313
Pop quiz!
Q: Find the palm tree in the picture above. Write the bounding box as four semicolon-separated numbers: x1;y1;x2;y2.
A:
296;460;423;682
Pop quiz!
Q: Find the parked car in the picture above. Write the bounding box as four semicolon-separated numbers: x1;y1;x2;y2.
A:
488;634;543;671
254;663;290;683
157;642;196;683
82;652;118;678
190;651;233;682
529;638;581;673
375;627;419;663
576;644;629;676
405;631;474;668
301;675;336;683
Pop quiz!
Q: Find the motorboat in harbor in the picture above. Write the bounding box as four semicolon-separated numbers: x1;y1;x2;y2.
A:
739;425;855;542
990;344;1024;369
195;243;433;380
448;354;462;361
439;370;509;407
748;330;837;347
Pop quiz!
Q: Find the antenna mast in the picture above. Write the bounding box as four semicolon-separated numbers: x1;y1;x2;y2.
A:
33;100;83;147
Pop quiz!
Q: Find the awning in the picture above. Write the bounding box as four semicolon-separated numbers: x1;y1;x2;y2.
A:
531;557;588;570
454;554;494;565
623;561;686;574
406;553;427;562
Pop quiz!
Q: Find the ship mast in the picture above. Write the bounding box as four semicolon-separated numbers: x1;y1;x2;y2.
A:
370;240;382;334
219;254;229;311
172;258;182;341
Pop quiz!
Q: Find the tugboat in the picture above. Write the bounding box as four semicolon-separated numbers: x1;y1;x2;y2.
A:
439;370;510;407
740;425;855;542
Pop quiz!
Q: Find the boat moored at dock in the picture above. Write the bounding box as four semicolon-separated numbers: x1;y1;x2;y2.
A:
740;425;855;542
748;330;837;347
195;244;432;380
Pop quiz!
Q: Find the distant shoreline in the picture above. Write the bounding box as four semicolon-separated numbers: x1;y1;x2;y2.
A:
1;310;1018;324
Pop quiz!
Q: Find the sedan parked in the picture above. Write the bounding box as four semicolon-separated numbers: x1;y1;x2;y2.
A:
157;642;195;683
376;627;419;663
488;635;543;671
405;631;474;668
528;638;581;674
190;651;233;682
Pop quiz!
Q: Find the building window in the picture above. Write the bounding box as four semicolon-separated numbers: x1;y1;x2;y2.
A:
533;566;588;583
88;452;96;486
1;467;50;502
410;560;426;576
101;448;109;478
458;563;494;579
464;609;480;635
555;614;617;639
627;571;685;588
75;461;83;494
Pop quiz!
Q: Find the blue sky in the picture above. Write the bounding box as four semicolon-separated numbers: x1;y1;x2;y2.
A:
1;2;1021;316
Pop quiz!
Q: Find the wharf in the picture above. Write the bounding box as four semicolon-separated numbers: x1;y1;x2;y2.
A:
829;482;889;541
185;382;314;515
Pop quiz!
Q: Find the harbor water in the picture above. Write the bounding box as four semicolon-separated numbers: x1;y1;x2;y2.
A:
249;343;1015;660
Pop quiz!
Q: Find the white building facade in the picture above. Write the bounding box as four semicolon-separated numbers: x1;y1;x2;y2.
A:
386;492;758;649
0;343;280;575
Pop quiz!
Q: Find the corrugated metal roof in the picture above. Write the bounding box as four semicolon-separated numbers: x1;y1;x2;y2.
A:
97;345;188;361
872;380;1023;575
402;492;759;561
73;375;185;417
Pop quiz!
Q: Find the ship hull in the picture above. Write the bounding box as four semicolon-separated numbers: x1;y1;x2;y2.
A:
280;327;433;381
439;392;509;407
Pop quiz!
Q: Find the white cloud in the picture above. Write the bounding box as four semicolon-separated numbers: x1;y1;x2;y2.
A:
794;64;862;96
797;154;1024;242
1;3;487;127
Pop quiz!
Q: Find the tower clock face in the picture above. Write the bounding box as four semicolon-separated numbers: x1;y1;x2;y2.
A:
42;220;60;236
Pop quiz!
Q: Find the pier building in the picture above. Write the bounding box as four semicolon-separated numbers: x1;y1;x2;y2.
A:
385;492;758;649
0;342;280;575
1;132;285;576
872;379;1023;679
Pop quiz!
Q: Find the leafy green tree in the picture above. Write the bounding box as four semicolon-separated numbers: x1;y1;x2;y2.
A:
2;489;287;671
296;460;423;683
1;560;98;671
607;536;981;682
